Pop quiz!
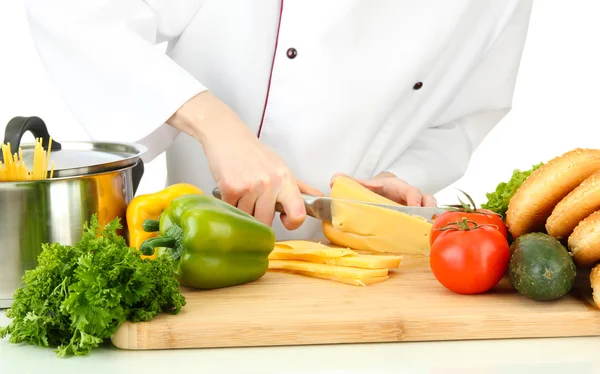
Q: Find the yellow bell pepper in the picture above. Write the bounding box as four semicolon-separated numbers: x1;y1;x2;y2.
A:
126;183;204;259
96;173;128;235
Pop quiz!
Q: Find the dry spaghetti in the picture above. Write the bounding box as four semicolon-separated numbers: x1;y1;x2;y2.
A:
0;137;55;182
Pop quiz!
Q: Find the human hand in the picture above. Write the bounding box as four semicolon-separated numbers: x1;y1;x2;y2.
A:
207;139;310;229
330;172;437;207
167;91;322;230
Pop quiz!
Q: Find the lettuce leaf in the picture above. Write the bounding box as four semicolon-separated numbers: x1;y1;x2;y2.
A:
481;162;544;219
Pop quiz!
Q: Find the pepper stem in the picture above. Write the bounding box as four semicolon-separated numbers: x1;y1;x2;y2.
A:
139;236;177;256
142;219;160;233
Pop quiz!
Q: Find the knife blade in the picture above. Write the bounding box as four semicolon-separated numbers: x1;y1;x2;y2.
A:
211;188;445;223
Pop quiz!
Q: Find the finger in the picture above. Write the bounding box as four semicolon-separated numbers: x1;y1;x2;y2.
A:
278;182;307;231
422;194;437;207
236;189;260;216
389;180;423;206
354;176;392;199
297;180;324;196
403;187;423;206
218;182;243;207
253;189;277;227
355;178;384;192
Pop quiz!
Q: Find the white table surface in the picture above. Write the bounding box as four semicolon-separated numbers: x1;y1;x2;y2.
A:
2;312;600;374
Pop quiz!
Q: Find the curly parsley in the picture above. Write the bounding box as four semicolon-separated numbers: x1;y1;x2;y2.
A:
0;215;185;357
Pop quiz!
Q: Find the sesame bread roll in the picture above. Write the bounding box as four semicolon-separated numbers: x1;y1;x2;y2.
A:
547;170;600;240
589;264;600;308
506;148;600;239
568;210;600;267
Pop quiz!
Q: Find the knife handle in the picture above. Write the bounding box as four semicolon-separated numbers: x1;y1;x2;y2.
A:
212;188;287;214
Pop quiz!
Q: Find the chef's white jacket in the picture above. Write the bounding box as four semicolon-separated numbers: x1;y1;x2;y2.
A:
23;0;533;240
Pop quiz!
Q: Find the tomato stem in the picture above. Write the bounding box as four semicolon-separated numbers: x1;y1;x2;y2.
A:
435;217;499;232
440;189;502;218
458;188;477;211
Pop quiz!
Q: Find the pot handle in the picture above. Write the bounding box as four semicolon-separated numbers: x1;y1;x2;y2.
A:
1;116;62;162
131;159;144;196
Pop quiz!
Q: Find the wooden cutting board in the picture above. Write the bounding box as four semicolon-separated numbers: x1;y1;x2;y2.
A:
110;254;600;350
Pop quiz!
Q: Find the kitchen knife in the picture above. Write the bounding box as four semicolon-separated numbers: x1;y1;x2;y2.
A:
211;188;446;223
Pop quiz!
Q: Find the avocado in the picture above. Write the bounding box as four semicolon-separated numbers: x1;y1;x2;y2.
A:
509;232;576;301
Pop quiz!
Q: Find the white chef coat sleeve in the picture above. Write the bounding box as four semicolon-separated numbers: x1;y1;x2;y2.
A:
23;0;207;162
382;1;533;195
382;108;512;195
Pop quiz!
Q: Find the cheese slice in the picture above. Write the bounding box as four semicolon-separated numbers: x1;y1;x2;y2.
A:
273;240;358;257
268;259;388;280
322;176;432;255
271;269;389;287
269;251;402;269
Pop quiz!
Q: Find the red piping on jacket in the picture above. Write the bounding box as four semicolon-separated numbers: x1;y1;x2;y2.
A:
257;0;284;138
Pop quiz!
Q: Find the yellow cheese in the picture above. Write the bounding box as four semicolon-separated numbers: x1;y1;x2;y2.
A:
274;240;358;257
327;174;399;205
271;269;389;287
322;176;432;255
269;251;402;269
268;259;388;280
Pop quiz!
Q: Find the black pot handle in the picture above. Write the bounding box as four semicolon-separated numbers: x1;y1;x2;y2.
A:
131;159;144;196
1;116;62;162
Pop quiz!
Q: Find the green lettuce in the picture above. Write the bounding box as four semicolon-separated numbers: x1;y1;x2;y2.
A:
481;162;544;219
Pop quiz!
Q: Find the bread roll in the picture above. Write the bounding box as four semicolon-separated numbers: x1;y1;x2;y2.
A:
568;210;600;267
590;264;600;308
547;170;600;240
506;148;600;239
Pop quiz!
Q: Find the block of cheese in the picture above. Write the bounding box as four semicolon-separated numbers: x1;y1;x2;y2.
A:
269;250;402;269
325;174;399;205
268;260;388;280
322;176;432;255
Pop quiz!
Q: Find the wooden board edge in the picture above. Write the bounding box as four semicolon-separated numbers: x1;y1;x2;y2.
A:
110;330;600;351
111;320;151;350
109;312;600;351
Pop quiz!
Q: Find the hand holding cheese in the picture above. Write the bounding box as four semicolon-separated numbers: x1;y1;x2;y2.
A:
323;176;432;255
167;91;316;230
330;172;437;207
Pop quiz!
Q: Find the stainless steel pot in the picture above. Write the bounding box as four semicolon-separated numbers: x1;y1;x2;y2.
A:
0;116;146;308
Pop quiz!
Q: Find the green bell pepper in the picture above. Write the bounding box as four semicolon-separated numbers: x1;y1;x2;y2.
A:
140;194;276;289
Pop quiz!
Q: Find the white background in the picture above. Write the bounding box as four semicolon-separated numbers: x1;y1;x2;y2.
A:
0;0;599;206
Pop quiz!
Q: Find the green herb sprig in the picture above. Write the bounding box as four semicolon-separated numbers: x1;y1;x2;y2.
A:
0;214;185;357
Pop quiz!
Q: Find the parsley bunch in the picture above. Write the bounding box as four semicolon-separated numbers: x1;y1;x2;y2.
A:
0;215;186;357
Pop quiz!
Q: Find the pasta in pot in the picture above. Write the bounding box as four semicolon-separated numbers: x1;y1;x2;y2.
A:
0;138;55;181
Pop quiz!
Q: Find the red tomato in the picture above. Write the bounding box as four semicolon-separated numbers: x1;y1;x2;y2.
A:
430;209;508;245
429;221;510;295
